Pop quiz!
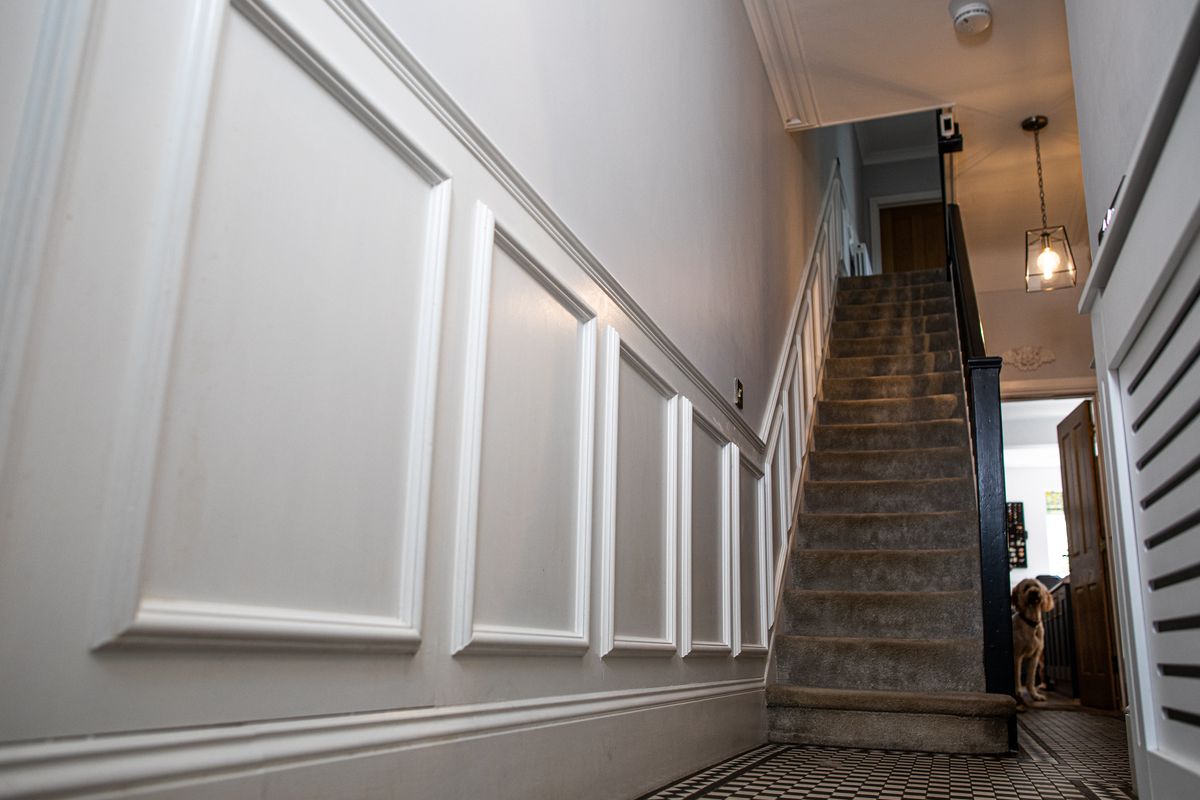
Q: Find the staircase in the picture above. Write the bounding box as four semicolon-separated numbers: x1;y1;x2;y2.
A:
767;268;1015;754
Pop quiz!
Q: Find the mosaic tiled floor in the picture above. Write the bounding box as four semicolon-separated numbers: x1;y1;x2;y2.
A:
642;710;1133;800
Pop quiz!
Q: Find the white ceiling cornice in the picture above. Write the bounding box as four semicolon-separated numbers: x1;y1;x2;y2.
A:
742;0;819;130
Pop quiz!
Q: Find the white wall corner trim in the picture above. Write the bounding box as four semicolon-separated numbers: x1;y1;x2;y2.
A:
0;678;763;799
452;206;596;656
0;0;94;478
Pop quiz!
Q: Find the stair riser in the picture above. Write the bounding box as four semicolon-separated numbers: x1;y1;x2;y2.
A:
832;313;955;339
808;448;972;481
814;421;968;450
825;350;959;379
768;707;1009;754
823;373;962;400
781;591;981;639
838;270;945;291
805;479;975;514
792;551;979;591
837;284;952;306
830;332;959;357
817;395;963;425
835;298;954;322
797;513;979;552
775;637;985;693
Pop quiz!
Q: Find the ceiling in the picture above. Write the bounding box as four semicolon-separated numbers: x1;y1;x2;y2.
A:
744;0;1091;294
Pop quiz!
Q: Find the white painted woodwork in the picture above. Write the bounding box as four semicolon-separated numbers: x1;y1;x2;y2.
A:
453;211;596;655
121;6;449;649
735;453;769;656
1080;16;1200;795
598;328;679;656
0;0;855;790
681;400;733;656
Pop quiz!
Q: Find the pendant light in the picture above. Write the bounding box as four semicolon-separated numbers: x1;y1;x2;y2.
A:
1022;115;1076;292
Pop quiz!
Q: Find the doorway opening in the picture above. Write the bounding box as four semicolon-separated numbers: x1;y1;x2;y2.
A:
1001;397;1123;713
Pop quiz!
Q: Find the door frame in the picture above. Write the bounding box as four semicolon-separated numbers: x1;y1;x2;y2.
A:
868;190;944;274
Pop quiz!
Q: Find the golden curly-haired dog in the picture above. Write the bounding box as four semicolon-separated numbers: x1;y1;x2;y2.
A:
1012;578;1054;702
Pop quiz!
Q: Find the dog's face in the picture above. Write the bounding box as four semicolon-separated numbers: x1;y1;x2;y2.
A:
1011;578;1054;614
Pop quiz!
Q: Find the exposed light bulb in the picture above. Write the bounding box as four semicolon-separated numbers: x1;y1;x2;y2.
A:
1037;245;1060;279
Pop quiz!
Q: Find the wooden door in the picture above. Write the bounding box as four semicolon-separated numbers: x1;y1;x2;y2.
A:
1057;400;1119;710
879;202;947;273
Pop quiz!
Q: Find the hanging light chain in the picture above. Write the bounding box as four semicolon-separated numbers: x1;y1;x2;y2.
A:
1034;128;1047;230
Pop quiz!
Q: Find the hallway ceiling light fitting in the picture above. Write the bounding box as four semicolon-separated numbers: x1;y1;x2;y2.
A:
1021;115;1076;292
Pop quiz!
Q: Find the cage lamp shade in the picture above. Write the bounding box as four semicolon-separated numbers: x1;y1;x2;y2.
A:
1024;225;1076;292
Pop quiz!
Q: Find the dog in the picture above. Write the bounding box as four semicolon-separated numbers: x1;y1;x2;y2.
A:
1012;578;1054;703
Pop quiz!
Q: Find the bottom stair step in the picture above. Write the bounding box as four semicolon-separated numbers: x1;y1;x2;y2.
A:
766;685;1015;754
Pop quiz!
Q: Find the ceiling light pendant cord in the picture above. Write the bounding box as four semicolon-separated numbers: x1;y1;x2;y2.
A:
1034;128;1047;229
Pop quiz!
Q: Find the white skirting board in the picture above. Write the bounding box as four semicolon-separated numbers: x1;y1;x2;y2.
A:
0;682;764;799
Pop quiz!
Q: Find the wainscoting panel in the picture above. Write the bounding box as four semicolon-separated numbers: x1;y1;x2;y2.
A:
735;451;769;656
598;328;679;656
681;399;733;655
453;209;596;655
98;0;451;652
0;0;858;787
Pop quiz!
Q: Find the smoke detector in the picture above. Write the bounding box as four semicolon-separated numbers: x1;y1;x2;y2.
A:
949;0;992;35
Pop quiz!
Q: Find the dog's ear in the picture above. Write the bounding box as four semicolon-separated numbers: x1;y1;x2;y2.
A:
1011;584;1021;609
1041;585;1055;613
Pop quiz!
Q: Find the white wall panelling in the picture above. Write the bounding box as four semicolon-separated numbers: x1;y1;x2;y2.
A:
453;207;596;656
0;0;860;786
0;0;94;476
680;399;734;656
92;0;452;653
733;449;770;656
597;327;680;656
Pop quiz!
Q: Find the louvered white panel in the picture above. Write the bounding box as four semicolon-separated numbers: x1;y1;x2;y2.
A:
1114;224;1200;769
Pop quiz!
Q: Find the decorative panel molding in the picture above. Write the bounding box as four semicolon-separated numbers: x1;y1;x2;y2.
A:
733;449;769;656
742;0;820;131
330;0;763;454
679;399;733;656
0;0;94;475
93;0;452;652
597;328;679;656
452;205;596;656
769;407;792;597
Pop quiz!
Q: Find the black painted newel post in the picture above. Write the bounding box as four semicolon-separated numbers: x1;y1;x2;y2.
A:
968;357;1016;749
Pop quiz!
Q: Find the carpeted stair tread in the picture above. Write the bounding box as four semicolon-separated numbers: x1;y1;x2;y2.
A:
807;447;972;481
781;589;981;639
813;418;968;450
804;477;975;514
775;634;986;693
769;267;1010;754
791;549;979;592
795;513;978;551
835;297;954;322
824;350;960;378
817;394;964;424
837;269;946;290
766;685;1015;718
832;312;957;339
836;283;952;306
822;371;963;400
830;330;959;357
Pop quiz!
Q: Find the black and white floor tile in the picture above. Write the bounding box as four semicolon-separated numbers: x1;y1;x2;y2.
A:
642;710;1133;800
